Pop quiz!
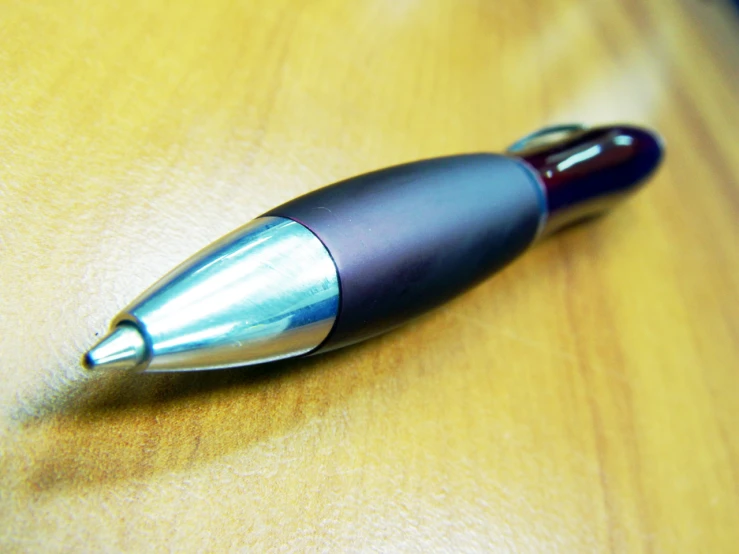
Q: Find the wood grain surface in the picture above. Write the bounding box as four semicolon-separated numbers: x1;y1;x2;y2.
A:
2;0;738;551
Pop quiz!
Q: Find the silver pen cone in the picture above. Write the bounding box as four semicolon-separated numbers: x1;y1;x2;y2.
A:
83;324;147;371
85;217;340;373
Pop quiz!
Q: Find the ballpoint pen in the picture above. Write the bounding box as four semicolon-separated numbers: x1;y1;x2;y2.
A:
83;123;664;373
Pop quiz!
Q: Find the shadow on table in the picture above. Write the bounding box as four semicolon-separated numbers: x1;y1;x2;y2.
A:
16;219;600;496
17;320;433;495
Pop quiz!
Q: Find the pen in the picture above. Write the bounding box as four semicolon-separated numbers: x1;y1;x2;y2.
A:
83;123;664;373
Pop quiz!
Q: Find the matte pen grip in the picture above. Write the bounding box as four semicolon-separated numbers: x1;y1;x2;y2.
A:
265;154;545;352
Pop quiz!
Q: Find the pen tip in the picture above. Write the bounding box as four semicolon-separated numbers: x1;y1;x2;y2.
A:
83;324;147;372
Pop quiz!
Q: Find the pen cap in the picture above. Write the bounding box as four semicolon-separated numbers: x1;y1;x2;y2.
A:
513;125;664;234
265;154;546;352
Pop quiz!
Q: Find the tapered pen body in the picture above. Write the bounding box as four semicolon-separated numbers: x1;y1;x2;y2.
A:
87;217;340;372
84;124;663;373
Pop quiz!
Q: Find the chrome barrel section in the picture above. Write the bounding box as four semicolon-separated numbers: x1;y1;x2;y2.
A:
115;216;340;372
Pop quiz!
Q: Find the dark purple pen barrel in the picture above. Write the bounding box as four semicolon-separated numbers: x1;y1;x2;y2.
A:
265;154;545;353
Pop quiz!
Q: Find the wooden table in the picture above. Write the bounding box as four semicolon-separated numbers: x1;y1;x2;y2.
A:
2;0;738;551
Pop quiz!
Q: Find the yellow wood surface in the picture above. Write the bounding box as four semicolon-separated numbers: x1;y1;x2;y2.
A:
2;0;738;551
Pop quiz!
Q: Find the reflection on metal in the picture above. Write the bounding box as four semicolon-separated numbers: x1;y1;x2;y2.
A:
506;123;589;154
114;216;340;372
84;324;147;371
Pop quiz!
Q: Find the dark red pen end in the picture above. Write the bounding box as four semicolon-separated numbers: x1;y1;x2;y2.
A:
515;125;665;234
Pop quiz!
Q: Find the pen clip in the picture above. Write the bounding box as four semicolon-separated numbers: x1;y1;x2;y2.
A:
506;123;588;154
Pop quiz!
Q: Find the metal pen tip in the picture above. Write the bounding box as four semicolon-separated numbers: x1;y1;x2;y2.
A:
83;324;147;372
